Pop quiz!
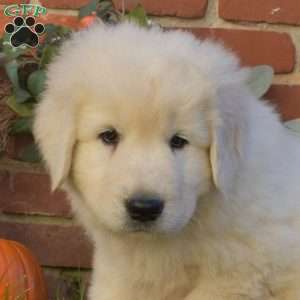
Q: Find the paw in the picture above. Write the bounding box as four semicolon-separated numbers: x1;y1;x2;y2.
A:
5;16;45;48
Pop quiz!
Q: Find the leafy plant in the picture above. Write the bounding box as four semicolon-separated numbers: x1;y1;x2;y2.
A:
54;269;88;300
0;23;72;161
2;23;71;122
246;65;274;98
0;0;151;162
245;67;300;135
285;119;300;135
80;0;120;24
79;0;150;26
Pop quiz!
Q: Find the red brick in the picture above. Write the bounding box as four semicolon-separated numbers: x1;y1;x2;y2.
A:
40;0;90;10
113;0;208;18
219;0;300;26
265;85;300;121
5;134;34;161
0;170;71;217
188;28;295;74
0;221;93;268
39;13;80;29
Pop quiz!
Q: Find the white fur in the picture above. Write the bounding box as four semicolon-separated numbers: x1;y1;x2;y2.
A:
33;22;300;299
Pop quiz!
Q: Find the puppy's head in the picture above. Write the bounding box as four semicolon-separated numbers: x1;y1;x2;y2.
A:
34;23;249;234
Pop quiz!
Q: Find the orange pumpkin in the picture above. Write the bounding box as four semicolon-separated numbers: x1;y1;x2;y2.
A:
0;239;47;300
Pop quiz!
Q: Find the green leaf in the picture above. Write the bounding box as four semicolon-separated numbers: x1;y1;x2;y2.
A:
246;65;274;98
79;0;98;18
124;4;149;27
17;62;39;92
97;0;114;16
27;69;47;98
42;24;71;46
285;119;300;136
99;0;114;11
44;23;71;38
14;87;32;103
4;60;19;88
57;25;72;36
52;24;72;37
5;59;32;103
6;96;34;117
40;44;59;67
44;24;58;35
10;117;33;134
18;143;41;163
96;1;120;23
2;33;27;59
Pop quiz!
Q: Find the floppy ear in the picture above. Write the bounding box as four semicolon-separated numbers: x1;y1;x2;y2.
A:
209;84;249;196
33;95;77;191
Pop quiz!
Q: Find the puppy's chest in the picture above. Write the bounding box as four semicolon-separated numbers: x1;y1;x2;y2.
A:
130;263;275;300
132;265;199;300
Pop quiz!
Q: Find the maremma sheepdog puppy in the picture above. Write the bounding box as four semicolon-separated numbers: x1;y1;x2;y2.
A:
34;22;300;299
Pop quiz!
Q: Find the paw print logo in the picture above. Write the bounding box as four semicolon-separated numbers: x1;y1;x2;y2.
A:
5;16;45;48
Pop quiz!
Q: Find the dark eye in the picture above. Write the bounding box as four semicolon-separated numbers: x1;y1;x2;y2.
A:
169;134;189;150
98;129;119;145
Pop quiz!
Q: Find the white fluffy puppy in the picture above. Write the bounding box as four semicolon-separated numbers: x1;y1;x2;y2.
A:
34;22;300;300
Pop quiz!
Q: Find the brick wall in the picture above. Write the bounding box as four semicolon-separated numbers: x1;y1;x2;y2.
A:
0;0;300;298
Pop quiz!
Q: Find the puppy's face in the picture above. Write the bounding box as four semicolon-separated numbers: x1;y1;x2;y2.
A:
70;61;214;234
34;24;248;237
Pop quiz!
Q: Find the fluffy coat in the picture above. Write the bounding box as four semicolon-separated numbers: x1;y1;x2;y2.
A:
34;23;300;299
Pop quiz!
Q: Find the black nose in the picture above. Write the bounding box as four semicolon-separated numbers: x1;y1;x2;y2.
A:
126;197;164;222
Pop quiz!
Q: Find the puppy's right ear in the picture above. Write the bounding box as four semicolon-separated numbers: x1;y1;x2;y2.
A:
33;95;76;191
209;83;249;196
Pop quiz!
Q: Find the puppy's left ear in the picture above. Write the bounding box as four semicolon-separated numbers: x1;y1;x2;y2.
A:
209;84;249;196
33;95;77;191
